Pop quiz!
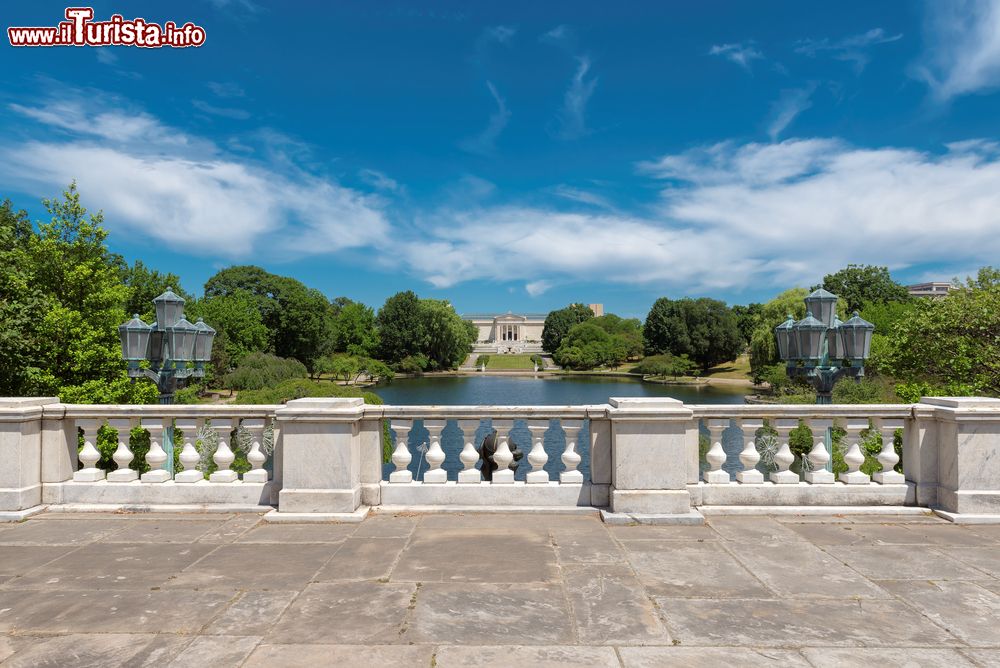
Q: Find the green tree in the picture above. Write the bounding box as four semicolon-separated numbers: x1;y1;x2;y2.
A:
589;314;644;359
542;304;594;353
875;267;1000;397
643;297;742;371
731;303;763;347
375;291;425;364
120;260;189;320
420;299;476;370
203;266;334;372
818;264;910;313
187;289;269;370
332;301;378;357
224;352;307;391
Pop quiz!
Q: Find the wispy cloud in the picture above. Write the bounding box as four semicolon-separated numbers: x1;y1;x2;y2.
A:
207;81;246;98
95;49;118;66
914;0;1000;101
766;84;816;141
556;56;597;140
550;184;613;209
796;27;902;73
2;91;388;258
459;81;511;155
709;42;764;72
192;100;251;120
484;25;515;45
359;168;402;193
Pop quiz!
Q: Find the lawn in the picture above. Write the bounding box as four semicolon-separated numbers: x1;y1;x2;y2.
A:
483;354;540;370
702;354;752;379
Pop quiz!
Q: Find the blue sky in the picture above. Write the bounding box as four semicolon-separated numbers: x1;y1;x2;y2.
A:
2;1;1000;317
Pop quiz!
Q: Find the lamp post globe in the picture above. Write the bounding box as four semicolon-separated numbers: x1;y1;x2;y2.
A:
773;290;872;404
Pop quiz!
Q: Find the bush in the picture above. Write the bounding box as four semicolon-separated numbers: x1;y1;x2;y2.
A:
633;354;698;378
396;353;428;375
224;352;306;391
477;355;490;368
530;354;544;369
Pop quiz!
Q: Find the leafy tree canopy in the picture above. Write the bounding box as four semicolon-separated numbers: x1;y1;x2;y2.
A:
643;297;742;371
542;303;594;353
817;264;910;313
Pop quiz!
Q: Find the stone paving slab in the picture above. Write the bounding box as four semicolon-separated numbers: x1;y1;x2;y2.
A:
0;510;997;666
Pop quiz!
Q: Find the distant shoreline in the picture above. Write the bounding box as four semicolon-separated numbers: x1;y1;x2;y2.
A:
414;369;757;388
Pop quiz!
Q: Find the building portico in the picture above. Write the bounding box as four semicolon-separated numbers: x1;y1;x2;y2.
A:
464;311;546;354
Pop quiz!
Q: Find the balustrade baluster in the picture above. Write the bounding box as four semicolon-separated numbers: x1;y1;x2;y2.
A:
73;419;105;482
491;419;515;484
422;420;447;483
841;418;871;484
703;419;730;483
457;420;481;484
389;421;413;483
526;421;549;484
243;418;269;483
174;418;203;483
736;418;764;483
106;419;138;482
804;418;835;484
209;418;239;482
560;420;584;484
141;418;171;482
872;418;905;484
770;419;799;484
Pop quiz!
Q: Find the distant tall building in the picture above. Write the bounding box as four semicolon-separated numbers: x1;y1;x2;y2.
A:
907;282;953;299
588;303;604;317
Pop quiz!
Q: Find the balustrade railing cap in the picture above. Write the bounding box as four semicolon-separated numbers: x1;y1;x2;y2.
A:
608;396;694;419
919;397;1000;409
0;397;58;409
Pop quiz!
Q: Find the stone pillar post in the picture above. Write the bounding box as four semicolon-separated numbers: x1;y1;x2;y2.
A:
274;397;366;518
0;398;57;520
587;410;612;507
605;397;702;524
917;397;1000;521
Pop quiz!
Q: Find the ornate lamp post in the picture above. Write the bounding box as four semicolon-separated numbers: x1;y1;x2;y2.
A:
774;288;874;404
118;288;216;405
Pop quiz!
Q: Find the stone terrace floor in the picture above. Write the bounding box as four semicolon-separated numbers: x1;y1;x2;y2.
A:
1;511;999;667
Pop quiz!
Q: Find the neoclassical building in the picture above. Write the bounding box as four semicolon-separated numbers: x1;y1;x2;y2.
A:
463;312;546;354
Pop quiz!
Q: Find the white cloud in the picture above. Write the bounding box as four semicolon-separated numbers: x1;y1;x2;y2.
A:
95;49;118;66
359;168;402;193
459;81;511;155
550;184;613;209
485;25;515;45
525;280;553;296
2;94;388;259
915;0;1000;100
396;138;1000;296
766;84;816;141
796;28;902;72
709;42;764;72
557;57;597;140
192;99;251;120
207;81;246;98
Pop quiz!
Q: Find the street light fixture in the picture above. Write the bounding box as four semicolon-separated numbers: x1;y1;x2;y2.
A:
118;288;215;405
774;288;874;404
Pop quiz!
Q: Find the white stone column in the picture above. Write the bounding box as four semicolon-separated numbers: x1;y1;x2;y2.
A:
872;417;905;485
804;418;835;484
422;420;447;484
770;419;799;484
608;398;695;517
526;421;549;483
703;419;729;483
841;418;871;485
491;419;515;484
74;419;105;482
107;419;138;482
173;418;203;483
141;418;171;483
275;398;366;514
736;418;763;484
242;418;269;483
389;421;413;483
560;420;584;484
0;398;52;515
457;420;481;484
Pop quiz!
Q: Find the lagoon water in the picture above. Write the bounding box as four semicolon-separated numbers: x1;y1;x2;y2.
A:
373;375;748;482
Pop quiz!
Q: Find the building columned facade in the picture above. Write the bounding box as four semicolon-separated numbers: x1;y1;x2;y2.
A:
463;312;546;354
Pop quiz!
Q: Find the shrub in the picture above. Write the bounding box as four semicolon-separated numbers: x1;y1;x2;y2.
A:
224;352;306;391
477;355;490;368
396;353;429;375
633;354;698;379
